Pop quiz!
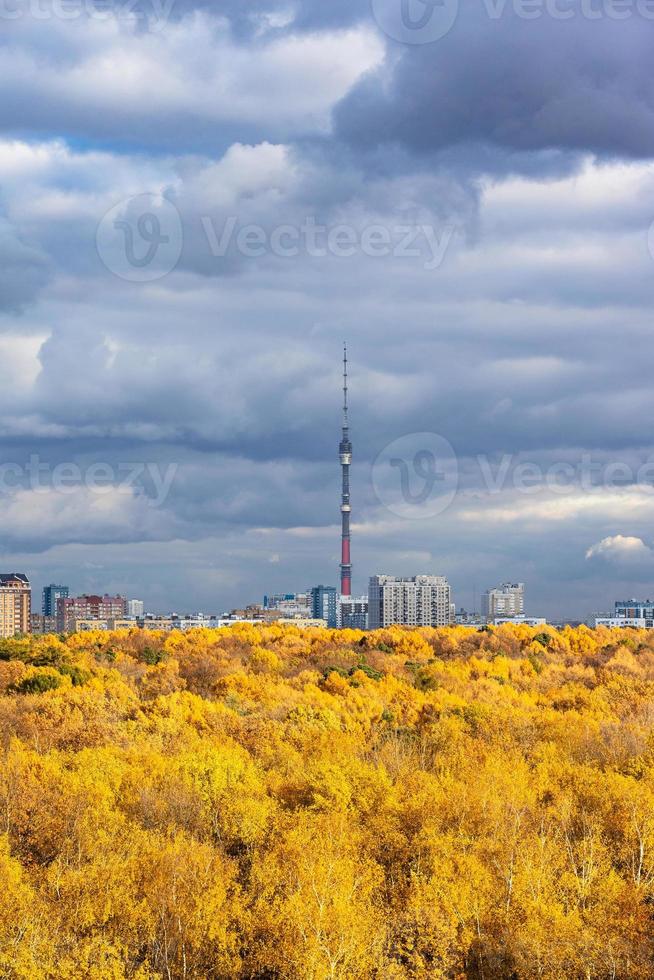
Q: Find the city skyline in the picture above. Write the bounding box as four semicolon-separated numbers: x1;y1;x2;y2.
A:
13;573;654;635
11;347;647;623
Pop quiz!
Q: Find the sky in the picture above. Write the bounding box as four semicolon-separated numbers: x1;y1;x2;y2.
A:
2;0;654;618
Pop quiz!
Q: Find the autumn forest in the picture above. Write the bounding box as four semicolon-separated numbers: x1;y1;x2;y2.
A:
1;622;654;978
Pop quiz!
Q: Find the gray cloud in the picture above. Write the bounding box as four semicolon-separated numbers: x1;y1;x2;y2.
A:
0;211;49;310
336;12;654;163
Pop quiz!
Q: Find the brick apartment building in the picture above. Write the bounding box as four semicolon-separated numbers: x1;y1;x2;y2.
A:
56;595;127;633
0;574;31;638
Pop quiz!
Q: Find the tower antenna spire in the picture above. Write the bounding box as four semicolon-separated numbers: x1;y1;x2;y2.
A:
343;343;348;427
339;344;353;597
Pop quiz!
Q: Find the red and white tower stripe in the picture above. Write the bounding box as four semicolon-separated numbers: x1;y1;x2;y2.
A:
339;345;352;597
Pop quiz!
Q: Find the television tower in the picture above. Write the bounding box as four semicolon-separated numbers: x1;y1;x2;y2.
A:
340;344;352;596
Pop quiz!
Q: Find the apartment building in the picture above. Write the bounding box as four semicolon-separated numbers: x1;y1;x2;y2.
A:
338;595;369;630
368;575;452;629
42;584;69;617
311;586;338;628
57;594;127;632
482;583;525;622
0;574;31;638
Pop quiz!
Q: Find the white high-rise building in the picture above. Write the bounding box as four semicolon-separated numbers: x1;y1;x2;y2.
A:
368;575;452;629
127;599;145;618
482;583;525;622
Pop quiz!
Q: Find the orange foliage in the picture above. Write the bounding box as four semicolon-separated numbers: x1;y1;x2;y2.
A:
0;623;653;977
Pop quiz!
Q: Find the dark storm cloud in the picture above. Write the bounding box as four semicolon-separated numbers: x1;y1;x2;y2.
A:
336;10;654;162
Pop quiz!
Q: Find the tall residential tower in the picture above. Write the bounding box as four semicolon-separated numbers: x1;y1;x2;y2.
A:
0;574;31;637
42;584;69;618
339;345;352;596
